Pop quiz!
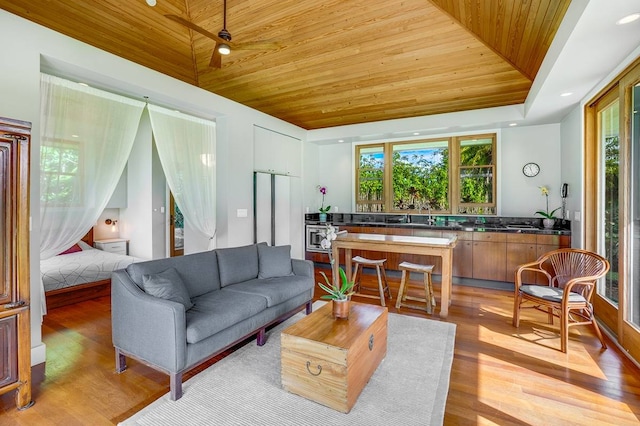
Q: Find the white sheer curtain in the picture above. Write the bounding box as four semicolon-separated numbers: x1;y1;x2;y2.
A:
147;104;217;250
40;74;145;311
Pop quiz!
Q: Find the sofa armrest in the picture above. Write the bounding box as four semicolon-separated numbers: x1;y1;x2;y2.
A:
292;258;314;278
111;269;187;373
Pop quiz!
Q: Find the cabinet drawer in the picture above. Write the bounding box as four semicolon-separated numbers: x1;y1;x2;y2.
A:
95;241;127;254
472;232;506;242
506;233;536;244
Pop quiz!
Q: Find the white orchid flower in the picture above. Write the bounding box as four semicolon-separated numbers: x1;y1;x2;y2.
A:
320;238;332;249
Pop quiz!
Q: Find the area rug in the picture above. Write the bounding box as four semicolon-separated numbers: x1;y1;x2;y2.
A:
120;303;456;426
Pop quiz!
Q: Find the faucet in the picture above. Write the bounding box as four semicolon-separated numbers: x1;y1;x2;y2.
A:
424;203;434;225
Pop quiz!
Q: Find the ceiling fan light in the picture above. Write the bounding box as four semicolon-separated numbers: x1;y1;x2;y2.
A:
218;43;231;55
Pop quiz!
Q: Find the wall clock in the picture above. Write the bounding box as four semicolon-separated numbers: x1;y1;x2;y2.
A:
522;162;540;177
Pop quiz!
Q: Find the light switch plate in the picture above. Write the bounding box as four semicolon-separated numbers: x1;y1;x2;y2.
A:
237;208;248;218
574;211;581;221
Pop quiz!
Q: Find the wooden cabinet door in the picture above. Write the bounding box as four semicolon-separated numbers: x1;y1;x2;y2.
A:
472;233;506;281
506;234;538;284
0;117;32;409
0;316;18;388
453;240;473;278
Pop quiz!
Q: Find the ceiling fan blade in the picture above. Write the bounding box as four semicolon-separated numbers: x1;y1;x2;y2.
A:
210;47;222;68
165;14;226;45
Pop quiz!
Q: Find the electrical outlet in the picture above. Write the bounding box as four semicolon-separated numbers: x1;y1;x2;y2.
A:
334;206;339;212
574;211;581;221
237;209;248;218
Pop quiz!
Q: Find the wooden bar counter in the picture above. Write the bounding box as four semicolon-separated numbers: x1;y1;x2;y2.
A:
331;233;457;318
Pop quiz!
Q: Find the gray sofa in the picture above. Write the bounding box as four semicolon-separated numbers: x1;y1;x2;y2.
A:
111;242;314;400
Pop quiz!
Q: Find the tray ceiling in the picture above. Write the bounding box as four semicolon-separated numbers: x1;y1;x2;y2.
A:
0;0;570;129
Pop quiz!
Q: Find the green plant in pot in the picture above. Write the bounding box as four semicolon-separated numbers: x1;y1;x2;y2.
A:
318;267;355;319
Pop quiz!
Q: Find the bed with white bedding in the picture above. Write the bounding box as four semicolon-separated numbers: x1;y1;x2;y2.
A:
41;229;143;309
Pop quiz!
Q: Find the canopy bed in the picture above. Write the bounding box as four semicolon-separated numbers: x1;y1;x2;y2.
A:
41;228;141;309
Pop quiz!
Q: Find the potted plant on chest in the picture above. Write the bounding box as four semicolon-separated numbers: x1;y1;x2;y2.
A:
318;267;355;319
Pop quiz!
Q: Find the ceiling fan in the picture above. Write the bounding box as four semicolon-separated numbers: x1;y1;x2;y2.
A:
165;0;278;68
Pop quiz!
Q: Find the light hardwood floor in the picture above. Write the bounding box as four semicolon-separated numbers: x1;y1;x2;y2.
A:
2;267;640;425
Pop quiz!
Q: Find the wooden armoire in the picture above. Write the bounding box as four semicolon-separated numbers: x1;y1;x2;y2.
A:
0;117;33;409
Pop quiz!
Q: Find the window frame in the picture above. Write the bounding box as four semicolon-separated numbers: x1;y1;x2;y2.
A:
355;133;497;214
40;137;84;207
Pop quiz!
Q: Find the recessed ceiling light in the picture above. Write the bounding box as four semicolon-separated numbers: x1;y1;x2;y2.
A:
146;0;157;6
338;139;344;143
560;92;573;97
616;13;640;25
78;82;89;87
71;134;79;138
413;132;420;136
509;123;517;127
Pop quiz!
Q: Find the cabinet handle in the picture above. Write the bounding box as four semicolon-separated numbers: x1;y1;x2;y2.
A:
3;300;26;309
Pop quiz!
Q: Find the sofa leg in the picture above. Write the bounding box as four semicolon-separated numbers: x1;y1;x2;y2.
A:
170;372;183;401
305;300;313;315
257;328;266;346
115;348;127;373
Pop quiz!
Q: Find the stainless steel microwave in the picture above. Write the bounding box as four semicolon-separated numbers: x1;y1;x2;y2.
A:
305;224;338;252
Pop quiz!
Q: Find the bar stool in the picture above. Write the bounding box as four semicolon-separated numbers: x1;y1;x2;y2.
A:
351;256;392;307
396;261;436;314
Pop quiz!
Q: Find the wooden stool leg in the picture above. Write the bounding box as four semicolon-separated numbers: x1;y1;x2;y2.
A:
380;265;391;299
428;272;436;309
352;264;361;293
375;265;386;307
423;272;432;314
396;270;408;309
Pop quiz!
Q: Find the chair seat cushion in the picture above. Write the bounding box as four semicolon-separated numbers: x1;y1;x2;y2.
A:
520;285;586;303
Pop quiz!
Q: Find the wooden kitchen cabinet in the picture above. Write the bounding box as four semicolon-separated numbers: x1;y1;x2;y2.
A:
447;231;473;278
506;234;538;284
472;232;507;281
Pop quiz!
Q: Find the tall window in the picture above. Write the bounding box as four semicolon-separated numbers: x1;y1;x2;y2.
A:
585;57;640;364
356;134;496;214
356;144;384;212
40;139;82;206
458;136;495;214
391;140;449;211
600;99;620;304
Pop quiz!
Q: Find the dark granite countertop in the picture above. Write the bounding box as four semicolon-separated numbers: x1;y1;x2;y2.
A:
305;213;571;236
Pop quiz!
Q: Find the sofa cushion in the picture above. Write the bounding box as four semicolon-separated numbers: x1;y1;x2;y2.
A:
185;289;268;344
224;275;313;308
258;244;294;279
141;267;194;310
126;251;220;297
216;243;261;287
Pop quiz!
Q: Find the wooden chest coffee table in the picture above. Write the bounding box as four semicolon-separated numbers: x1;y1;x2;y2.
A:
281;302;388;413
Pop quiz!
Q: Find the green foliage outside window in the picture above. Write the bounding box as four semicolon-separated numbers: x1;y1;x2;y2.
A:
391;142;449;211
356;134;496;214
40;141;82;205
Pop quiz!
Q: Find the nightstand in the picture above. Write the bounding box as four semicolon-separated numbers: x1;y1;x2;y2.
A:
94;238;128;255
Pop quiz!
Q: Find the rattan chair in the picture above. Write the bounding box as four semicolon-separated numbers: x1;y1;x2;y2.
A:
512;248;610;353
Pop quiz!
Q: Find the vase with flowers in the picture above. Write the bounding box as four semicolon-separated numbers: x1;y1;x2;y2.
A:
317;185;331;223
535;186;561;229
317;224;353;318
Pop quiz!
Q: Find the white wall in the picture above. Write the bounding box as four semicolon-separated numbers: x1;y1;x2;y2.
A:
317;143;353;213
560;106;583;247
500;124;563;217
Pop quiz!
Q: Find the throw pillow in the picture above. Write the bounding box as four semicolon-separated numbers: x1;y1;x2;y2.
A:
142;267;194;310
258;244;294;279
59;244;82;255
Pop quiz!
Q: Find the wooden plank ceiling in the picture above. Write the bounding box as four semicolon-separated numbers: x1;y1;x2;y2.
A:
0;0;569;130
